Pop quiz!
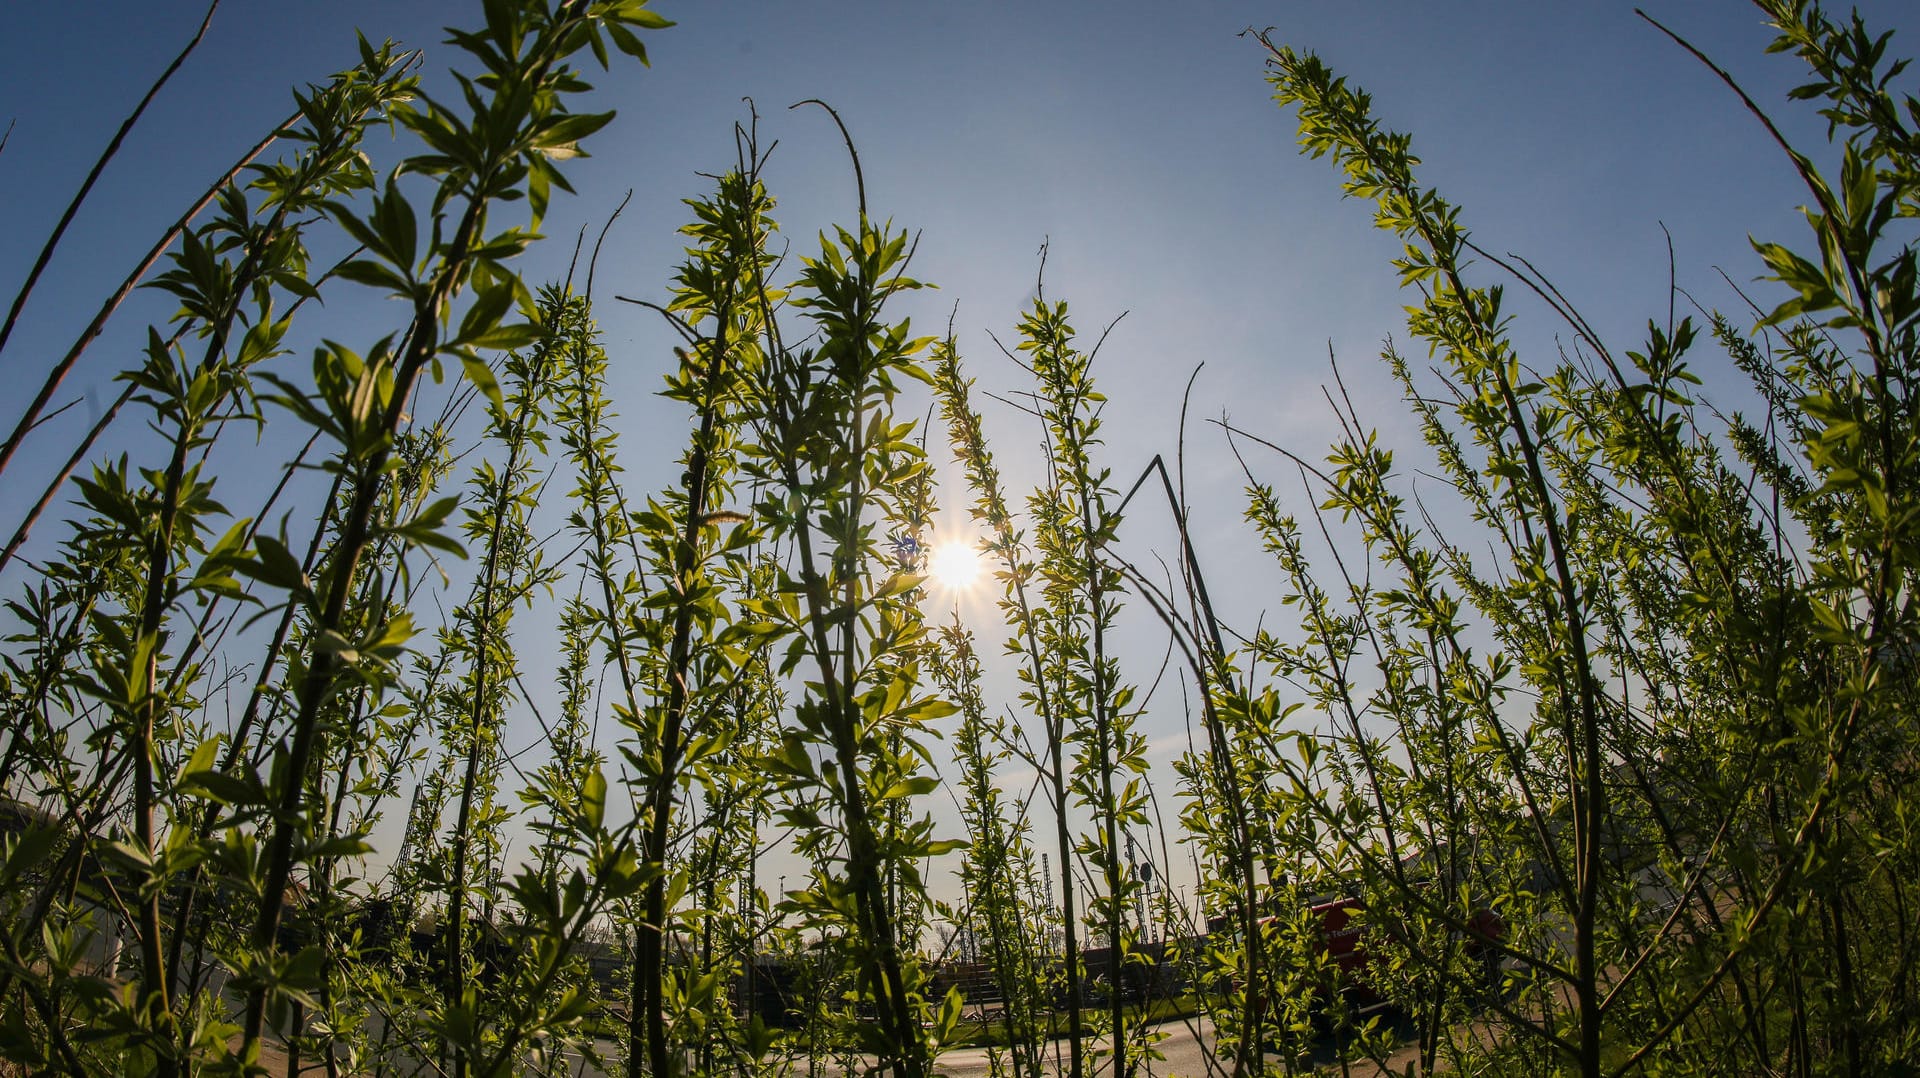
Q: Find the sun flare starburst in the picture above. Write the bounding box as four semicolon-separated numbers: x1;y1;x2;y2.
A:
926;541;983;592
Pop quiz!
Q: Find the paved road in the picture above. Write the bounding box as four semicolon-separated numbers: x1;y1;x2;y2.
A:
545;1020;1225;1078
921;1014;1436;1068
932;1017;1218;1078
283;1012;1424;1077
810;1014;1421;1078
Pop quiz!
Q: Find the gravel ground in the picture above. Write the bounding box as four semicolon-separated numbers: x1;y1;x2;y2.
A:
252;1012;1433;1077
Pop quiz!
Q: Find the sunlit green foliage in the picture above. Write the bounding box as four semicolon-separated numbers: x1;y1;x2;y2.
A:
1;2;1916;1078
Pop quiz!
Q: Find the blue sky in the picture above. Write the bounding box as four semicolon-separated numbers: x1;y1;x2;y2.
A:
6;1;1910;535
3;1;1916;914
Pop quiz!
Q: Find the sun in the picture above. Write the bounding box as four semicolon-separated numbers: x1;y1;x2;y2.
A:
926;540;983;592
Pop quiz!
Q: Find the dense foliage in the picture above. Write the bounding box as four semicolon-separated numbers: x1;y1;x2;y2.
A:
0;1;1915;1076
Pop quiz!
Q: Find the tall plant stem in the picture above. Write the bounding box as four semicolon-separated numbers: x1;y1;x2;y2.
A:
0;384;133;575
0;0;219;363
934;340;1085;1078
2;235;359;581
445;348;553;1078
1116;453;1259;1078
0;107;283;487
239;0;610;1045
0;0;219;365
559;305;651;1078
124;149;299;1065
240;187;484;1054
830;313;919;1078
638;304;731;1078
772;376;922;1078
1072;457;1125;1078
129;423;196;1078
1047;701;1085;1078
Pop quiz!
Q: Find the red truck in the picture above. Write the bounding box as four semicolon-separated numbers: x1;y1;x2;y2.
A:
1301;892;1506;1016
1214;889;1506;1025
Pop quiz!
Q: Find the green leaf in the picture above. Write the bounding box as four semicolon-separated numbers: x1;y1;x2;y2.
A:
334;259;414;296
312;629;360;663
374;175;419;270
881;775;939;801
459;353;504;409
532;110;616;153
874;572;925;599
2;826;62;886
179;769;264;808
581;766;607;830
620;5;674;30
468;322;544;350
933;985;964;1043
178;738;219;782
457;283;515;346
235;535;310;594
